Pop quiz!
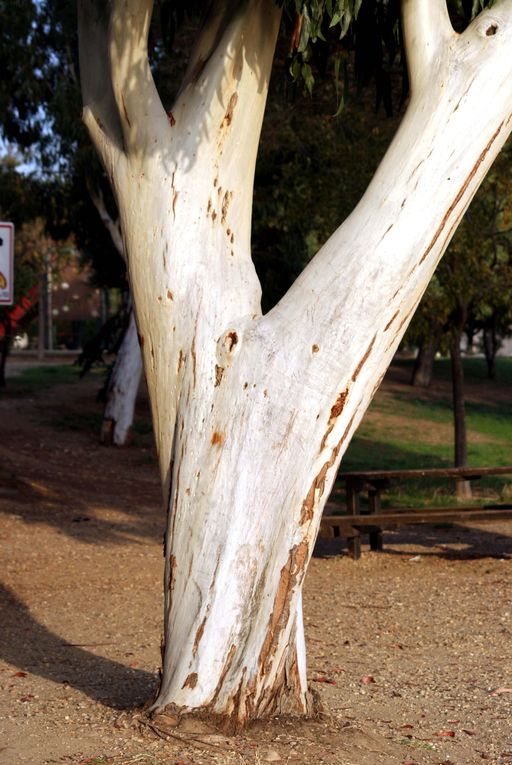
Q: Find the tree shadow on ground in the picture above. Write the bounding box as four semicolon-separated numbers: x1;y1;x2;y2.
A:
0;583;158;709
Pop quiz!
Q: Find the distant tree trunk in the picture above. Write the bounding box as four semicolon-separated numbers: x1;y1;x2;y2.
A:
0;315;12;387
411;335;438;387
100;310;143;446
88;176;144;445
483;318;499;380
449;310;471;499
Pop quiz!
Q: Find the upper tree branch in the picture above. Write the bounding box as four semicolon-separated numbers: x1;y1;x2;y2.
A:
108;0;171;156
86;176;125;259
401;0;454;95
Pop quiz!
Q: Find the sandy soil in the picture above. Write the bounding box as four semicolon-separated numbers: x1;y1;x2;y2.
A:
0;359;511;765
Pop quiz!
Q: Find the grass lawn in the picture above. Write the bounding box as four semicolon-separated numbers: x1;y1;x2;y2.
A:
339;356;512;508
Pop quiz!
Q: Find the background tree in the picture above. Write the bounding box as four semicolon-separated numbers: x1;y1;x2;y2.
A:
405;135;512;496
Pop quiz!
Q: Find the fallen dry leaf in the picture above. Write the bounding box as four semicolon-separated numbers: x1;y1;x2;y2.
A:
313;676;336;684
13;671;27;678
361;675;375;684
490;687;512;696
437;730;455;738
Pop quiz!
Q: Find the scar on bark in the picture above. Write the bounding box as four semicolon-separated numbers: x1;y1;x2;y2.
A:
318;386;349;453
211;431;226;446
221;191;233;225
121;94;131;127
182;672;198;689
225;331;238;351
167;290;174;301
215;365;224;386
167;111;176;126
221;92;238;129
191;338;197;386
312;344;319;353
169;554;177;592
258;540;309;675
420;123;504;266
384;311;399;332
352;334;376;382
137;334;144;347
193;614;208;657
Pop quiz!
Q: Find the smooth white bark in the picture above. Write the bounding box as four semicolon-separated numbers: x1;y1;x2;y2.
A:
79;0;512;727
100;310;143;446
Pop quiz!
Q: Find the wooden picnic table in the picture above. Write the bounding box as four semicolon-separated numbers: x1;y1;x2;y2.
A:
321;465;512;559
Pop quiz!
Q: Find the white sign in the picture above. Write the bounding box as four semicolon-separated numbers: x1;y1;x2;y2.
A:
0;222;14;306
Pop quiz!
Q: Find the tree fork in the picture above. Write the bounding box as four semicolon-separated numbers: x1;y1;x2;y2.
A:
79;0;512;727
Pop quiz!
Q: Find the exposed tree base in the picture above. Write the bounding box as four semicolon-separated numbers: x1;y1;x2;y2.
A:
150;687;320;735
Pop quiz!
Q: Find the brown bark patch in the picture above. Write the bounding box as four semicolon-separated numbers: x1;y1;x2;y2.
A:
330;390;348;420
191;338;197;386
167;290;174;301
258;540;309;677
169;554;177;592
193;616;208;658
225;331;238;351
215;365;224;387
384;311;399;332
318;387;349;453
167;111;176;126
221;92;238;129
137;334;144;348
211;431;226;446
312;344;319;353
352;334;376;382
182;672;198;689
221;191;233;225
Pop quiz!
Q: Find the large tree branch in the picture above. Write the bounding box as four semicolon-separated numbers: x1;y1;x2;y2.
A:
259;0;512;468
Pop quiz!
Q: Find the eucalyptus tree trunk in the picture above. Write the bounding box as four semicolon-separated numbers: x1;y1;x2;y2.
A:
88;181;144;445
78;0;512;728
